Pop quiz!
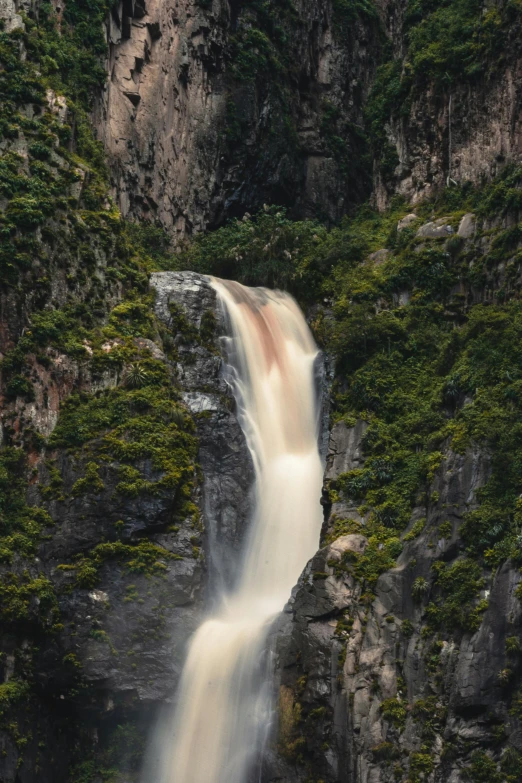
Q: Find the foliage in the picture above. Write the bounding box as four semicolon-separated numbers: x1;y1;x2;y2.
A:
70;540;183;588
464;751;503;783
425;560;485;632
0;679;30;716
278;685;305;762
380;697;407;729
0;448;54;565
70;721;145;783
411;577;429;601
409;752;434;780
365;0;522;178
180;206;328;298
411;697;447;741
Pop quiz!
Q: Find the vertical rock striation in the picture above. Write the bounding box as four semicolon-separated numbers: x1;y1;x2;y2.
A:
94;0;381;235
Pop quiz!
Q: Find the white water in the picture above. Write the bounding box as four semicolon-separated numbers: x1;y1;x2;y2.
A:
156;279;324;783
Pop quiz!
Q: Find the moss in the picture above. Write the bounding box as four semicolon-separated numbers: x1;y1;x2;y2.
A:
0;448;54;564
0;1;196;774
365;2;522;183
425;559;485;632
71;462;104;497
464;751;502;783
0;680;30;716
72;540;183;588
403;518;425;542
409;752;435;780
47;376;197;500
278;685;305;762
380;697;407;730
0;573;59;627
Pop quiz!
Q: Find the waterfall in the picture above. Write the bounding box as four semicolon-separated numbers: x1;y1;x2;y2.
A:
155;279;324;783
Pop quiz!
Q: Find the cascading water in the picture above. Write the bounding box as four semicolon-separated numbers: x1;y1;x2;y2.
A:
155;279;324;783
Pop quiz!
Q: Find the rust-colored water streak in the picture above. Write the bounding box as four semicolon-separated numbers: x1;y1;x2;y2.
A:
151;279;324;783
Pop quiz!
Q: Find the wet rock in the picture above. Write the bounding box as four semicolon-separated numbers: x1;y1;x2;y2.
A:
151;271;255;592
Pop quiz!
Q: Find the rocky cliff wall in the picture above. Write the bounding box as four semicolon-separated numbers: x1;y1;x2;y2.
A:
0;266;253;781
94;0;381;234
264;420;522;782
2;1;522;781
372;0;522;209
96;0;522;229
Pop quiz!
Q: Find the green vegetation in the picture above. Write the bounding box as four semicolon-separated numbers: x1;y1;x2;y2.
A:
64;540;183;589
409;752;434;780
0;447;54;565
464;751;502;783
179;205;327;296
2;0;522;778
0;5;194;776
70;721;145;783
0;679;30;716
187;177;522;627
380;697;407;730
365;0;522;179
278;685;305;762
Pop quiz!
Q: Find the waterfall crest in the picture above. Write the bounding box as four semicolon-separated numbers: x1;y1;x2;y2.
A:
156;279;324;783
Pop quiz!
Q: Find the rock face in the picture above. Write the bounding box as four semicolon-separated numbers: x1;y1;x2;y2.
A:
95;0;522;229
150;271;254;591
94;0;380;235
263;420;522;783
0;272;254;782
373;1;522;208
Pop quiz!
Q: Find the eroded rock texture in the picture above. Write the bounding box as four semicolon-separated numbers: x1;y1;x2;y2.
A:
374;0;522;208
151;271;254;592
0;272;253;782
96;0;522;228
94;0;380;235
264;421;522;783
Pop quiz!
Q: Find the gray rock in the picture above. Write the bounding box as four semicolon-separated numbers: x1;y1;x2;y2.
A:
94;0;380;235
325;420;368;481
458;213;477;239
416;218;454;239
0;0;23;31
397;214;418;231
264;424;512;783
150;271;255;591
368;249;390;265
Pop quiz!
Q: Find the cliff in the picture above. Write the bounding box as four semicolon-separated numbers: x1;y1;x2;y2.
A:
94;0;381;233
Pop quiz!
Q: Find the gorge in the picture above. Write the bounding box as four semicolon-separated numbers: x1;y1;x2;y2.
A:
2;1;522;782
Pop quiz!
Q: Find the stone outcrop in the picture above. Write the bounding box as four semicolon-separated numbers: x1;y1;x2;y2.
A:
0;272;253;782
263;419;522;783
94;0;522;229
374;1;522;208
150;271;254;591
94;0;381;236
